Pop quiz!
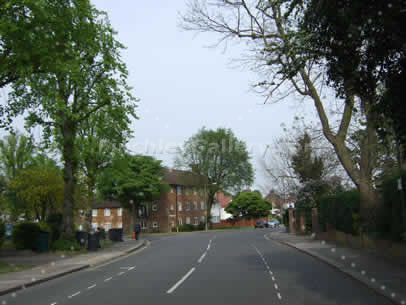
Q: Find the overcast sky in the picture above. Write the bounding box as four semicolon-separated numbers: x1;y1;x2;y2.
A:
1;0;319;191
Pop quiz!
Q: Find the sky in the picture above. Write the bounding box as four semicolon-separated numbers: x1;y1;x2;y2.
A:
1;0;319;191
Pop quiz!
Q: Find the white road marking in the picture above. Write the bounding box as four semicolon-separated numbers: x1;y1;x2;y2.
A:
167;267;196;294
207;244;211;250
104;277;112;282
128;266;135;271
272;276;275;281
274;284;279;290
198;252;207;264
87;284;96;290
68;291;80;298
277;293;282;300
118;272;125;276
50;303;57;305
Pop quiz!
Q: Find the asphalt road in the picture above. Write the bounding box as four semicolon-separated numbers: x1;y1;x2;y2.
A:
1;229;392;305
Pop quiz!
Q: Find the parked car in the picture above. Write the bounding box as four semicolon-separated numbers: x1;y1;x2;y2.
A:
255;219;268;228
267;219;280;228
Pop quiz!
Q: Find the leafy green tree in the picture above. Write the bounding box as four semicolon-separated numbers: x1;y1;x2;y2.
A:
2;0;137;237
8;168;64;221
225;191;271;219
0;132;35;179
180;1;379;223
291;132;324;183
97;153;169;231
175;127;254;225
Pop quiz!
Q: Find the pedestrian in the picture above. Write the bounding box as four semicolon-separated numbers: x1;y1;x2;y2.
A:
134;223;141;240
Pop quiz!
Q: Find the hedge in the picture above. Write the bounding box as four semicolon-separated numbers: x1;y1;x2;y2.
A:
318;190;360;235
377;171;405;241
12;222;41;250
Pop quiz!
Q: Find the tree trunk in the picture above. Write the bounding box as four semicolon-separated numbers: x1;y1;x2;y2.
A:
61;119;76;239
206;190;215;230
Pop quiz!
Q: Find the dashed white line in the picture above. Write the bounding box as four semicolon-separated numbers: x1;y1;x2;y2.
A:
274;283;279;290
277;292;282;300
128;266;135;271
50;303;57;305
87;284;96;290
272;276;275;281
104;277;112;282
198;252;207;264
118;271;125;276
167;267;196;294
207;244;211;250
68;291;80;298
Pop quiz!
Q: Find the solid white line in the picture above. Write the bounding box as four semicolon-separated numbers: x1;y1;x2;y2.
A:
87;284;96;290
198;252;207;264
68;291;80;298
274;283;279;290
167;267;196;294
104;277;112;282
277;292;282;300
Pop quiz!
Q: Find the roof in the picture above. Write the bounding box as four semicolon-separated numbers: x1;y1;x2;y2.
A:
163;168;208;186
92;199;122;209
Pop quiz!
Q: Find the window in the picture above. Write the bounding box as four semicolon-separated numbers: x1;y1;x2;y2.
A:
201;201;205;210
153;221;159;228
117;222;123;228
171;221;175;228
194;217;199;225
170;186;174;193
92;209;97;216
117;208;122;216
211;216;220;223
141;221;147;229
105;223;112;230
186;201;190;210
177;185;182;195
178;202;182;211
170;204;174;211
152;204;158;211
104;208;110;216
178;218;183;225
193;201;198;210
92;222;98;229
186;217;191;224
200;216;205;223
193;187;197;195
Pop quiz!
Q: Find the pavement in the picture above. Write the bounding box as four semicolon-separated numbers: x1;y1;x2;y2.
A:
266;228;406;305
0;238;146;296
0;228;399;305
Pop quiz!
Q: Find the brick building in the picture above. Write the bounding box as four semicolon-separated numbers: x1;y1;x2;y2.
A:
89;168;209;233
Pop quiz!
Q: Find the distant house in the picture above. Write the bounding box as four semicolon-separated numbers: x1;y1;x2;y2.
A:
210;192;233;223
88;168;208;233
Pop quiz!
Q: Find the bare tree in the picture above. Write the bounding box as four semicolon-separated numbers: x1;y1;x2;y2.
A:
180;0;379;222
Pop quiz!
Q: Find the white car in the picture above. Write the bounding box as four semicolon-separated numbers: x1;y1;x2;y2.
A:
267;219;280;228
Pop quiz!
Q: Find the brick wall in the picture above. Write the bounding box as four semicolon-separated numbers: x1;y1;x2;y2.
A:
211;217;269;228
91;207;123;230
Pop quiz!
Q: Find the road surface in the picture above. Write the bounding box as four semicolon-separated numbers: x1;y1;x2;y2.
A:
1;229;391;305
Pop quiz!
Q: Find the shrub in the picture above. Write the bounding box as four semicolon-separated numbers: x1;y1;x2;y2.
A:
0;221;5;248
53;239;81;251
12;222;41;250
197;222;205;231
318;190;360;235
178;224;195;232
